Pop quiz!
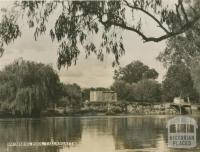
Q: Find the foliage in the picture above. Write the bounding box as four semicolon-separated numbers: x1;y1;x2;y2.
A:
58;83;82;109
112;61;160;102
114;60;158;83
0;10;21;56
1;0;200;68
157;31;200;68
81;88;90;102
111;80;135;101
111;79;161;102
134;79;161;102
157;0;200;68
191;56;200;101
162;63;198;102
0;59;61;115
156;1;200;102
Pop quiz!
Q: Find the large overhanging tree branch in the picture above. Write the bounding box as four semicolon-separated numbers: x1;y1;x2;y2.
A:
99;13;200;42
99;0;200;43
157;0;200;68
123;0;170;34
0;0;200;68
120;0;200;42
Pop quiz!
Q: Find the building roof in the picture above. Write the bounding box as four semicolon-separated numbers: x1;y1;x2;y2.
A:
90;90;116;93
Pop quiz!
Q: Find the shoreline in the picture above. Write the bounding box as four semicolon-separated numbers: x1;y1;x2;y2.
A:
0;112;199;119
1;102;199;118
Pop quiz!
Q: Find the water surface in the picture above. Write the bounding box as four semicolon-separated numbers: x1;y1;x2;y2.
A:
0;115;199;152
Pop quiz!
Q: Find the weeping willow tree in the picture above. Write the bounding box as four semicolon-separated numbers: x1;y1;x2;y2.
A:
0;59;61;116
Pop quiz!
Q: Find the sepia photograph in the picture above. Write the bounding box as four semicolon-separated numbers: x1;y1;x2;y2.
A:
0;0;200;151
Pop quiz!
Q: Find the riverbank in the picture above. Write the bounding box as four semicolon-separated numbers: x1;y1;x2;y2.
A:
0;102;199;118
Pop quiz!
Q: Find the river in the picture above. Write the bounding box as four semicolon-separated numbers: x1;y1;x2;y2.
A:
0;115;199;152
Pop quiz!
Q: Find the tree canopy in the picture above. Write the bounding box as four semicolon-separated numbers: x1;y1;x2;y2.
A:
58;83;82;109
157;0;200;68
114;60;158;83
0;59;61;116
112;60;160;102
111;79;161;102
1;0;200;68
111;80;134;101
191;57;200;100
157;26;200;68
162;63;198;101
134;79;161;102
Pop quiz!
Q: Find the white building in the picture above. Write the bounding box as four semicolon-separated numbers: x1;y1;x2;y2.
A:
90;90;117;103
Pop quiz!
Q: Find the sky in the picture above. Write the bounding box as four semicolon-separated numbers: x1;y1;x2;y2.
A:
0;1;167;88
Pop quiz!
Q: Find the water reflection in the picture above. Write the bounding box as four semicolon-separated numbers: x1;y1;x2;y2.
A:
0;117;82;152
0;116;199;152
80;116;169;151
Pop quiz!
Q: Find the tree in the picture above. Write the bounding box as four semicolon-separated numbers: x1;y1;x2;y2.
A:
114;61;158;83
134;79;161;102
1;0;200;68
157;30;200;68
112;60;160;102
111;80;135;101
0;59;61;116
162;63;198;102
111;79;161;102
157;0;200;68
59;83;82;109
191;56;200;102
82;88;91;102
